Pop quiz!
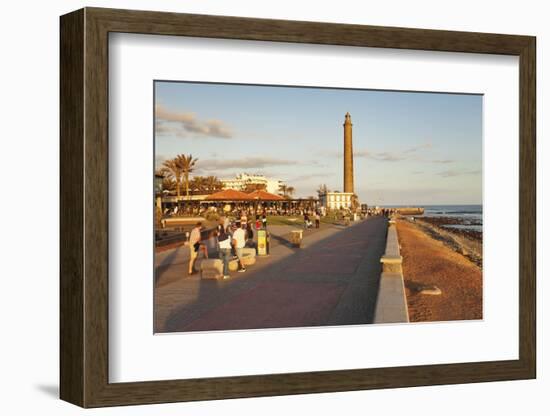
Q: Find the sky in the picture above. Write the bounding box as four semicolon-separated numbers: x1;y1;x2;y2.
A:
154;81;482;206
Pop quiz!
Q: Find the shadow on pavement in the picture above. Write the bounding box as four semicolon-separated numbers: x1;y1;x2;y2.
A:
157;216;388;333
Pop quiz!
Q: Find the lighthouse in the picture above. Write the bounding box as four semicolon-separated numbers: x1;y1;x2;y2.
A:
343;112;354;193
319;113;357;211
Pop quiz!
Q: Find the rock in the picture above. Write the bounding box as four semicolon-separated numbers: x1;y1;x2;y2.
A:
419;286;442;296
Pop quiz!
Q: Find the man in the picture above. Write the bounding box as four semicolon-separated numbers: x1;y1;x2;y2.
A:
188;222;202;275
217;224;232;279
232;221;247;273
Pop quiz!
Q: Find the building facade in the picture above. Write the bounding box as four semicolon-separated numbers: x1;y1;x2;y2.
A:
319;191;354;210
220;173;284;194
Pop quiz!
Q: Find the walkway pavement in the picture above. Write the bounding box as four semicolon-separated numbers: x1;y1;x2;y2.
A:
154;216;388;332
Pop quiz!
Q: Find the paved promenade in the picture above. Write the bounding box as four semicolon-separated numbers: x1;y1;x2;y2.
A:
154;216;388;332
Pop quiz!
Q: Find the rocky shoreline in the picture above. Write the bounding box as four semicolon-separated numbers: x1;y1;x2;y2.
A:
417;216;482;242
409;216;483;269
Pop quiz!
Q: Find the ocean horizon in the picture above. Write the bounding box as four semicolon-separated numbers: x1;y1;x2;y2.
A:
385;204;483;231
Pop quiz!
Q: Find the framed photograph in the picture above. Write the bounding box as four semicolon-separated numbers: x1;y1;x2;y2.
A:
60;7;536;408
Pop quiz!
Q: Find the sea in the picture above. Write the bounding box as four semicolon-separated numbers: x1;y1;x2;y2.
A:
422;204;483;232
387;204;483;232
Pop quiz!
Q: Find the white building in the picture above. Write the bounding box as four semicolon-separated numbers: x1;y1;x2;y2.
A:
319;191;354;210
220;173;284;195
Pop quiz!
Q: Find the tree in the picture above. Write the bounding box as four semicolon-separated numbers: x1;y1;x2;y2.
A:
190;176;206;194
317;184;328;196
278;184;295;199
205;175;223;193
244;181;267;193
161;177;177;193
160;159;183;202
175;154;198;200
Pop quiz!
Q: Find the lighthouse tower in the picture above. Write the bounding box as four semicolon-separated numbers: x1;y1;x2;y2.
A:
343;112;354;193
319;112;357;211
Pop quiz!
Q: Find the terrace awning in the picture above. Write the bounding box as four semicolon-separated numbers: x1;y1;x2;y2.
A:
205;189;254;201
247;190;285;201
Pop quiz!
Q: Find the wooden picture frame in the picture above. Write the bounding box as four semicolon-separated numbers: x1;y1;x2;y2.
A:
60;7;536;408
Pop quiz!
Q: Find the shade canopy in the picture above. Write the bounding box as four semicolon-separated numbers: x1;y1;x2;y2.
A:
205;189;254;201
247;190;286;201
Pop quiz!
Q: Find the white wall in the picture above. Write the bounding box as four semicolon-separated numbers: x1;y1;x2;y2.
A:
0;0;546;414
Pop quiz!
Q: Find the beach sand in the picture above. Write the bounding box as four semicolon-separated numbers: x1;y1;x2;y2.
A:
397;219;482;322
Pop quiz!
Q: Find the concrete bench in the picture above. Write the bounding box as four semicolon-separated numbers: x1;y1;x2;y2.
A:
194;258;224;279
229;248;257;271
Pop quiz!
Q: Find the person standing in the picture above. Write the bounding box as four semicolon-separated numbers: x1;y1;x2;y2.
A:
232;222;247;273
315;211;320;228
240;211;247;226
261;213;267;229
188;222;202;275
217;225;232;279
245;221;257;252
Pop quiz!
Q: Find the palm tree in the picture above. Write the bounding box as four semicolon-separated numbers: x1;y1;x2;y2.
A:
244;182;267;193
278;184;288;197
205;175;223;194
190;176;207;194
286;186;295;198
317;184;328;197
161;177;177;193
175;154;198;200
161;159;184;203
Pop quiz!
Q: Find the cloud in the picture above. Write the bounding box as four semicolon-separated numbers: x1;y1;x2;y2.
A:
196;157;297;172
353;149;406;162
437;169;481;178
429;159;454;164
403;142;432;153
155;154;168;168
351;143;454;164
156;104;195;123
155;104;233;138
155;121;188;138
290;172;332;182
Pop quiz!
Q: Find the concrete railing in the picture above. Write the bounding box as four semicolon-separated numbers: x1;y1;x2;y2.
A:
373;218;410;324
